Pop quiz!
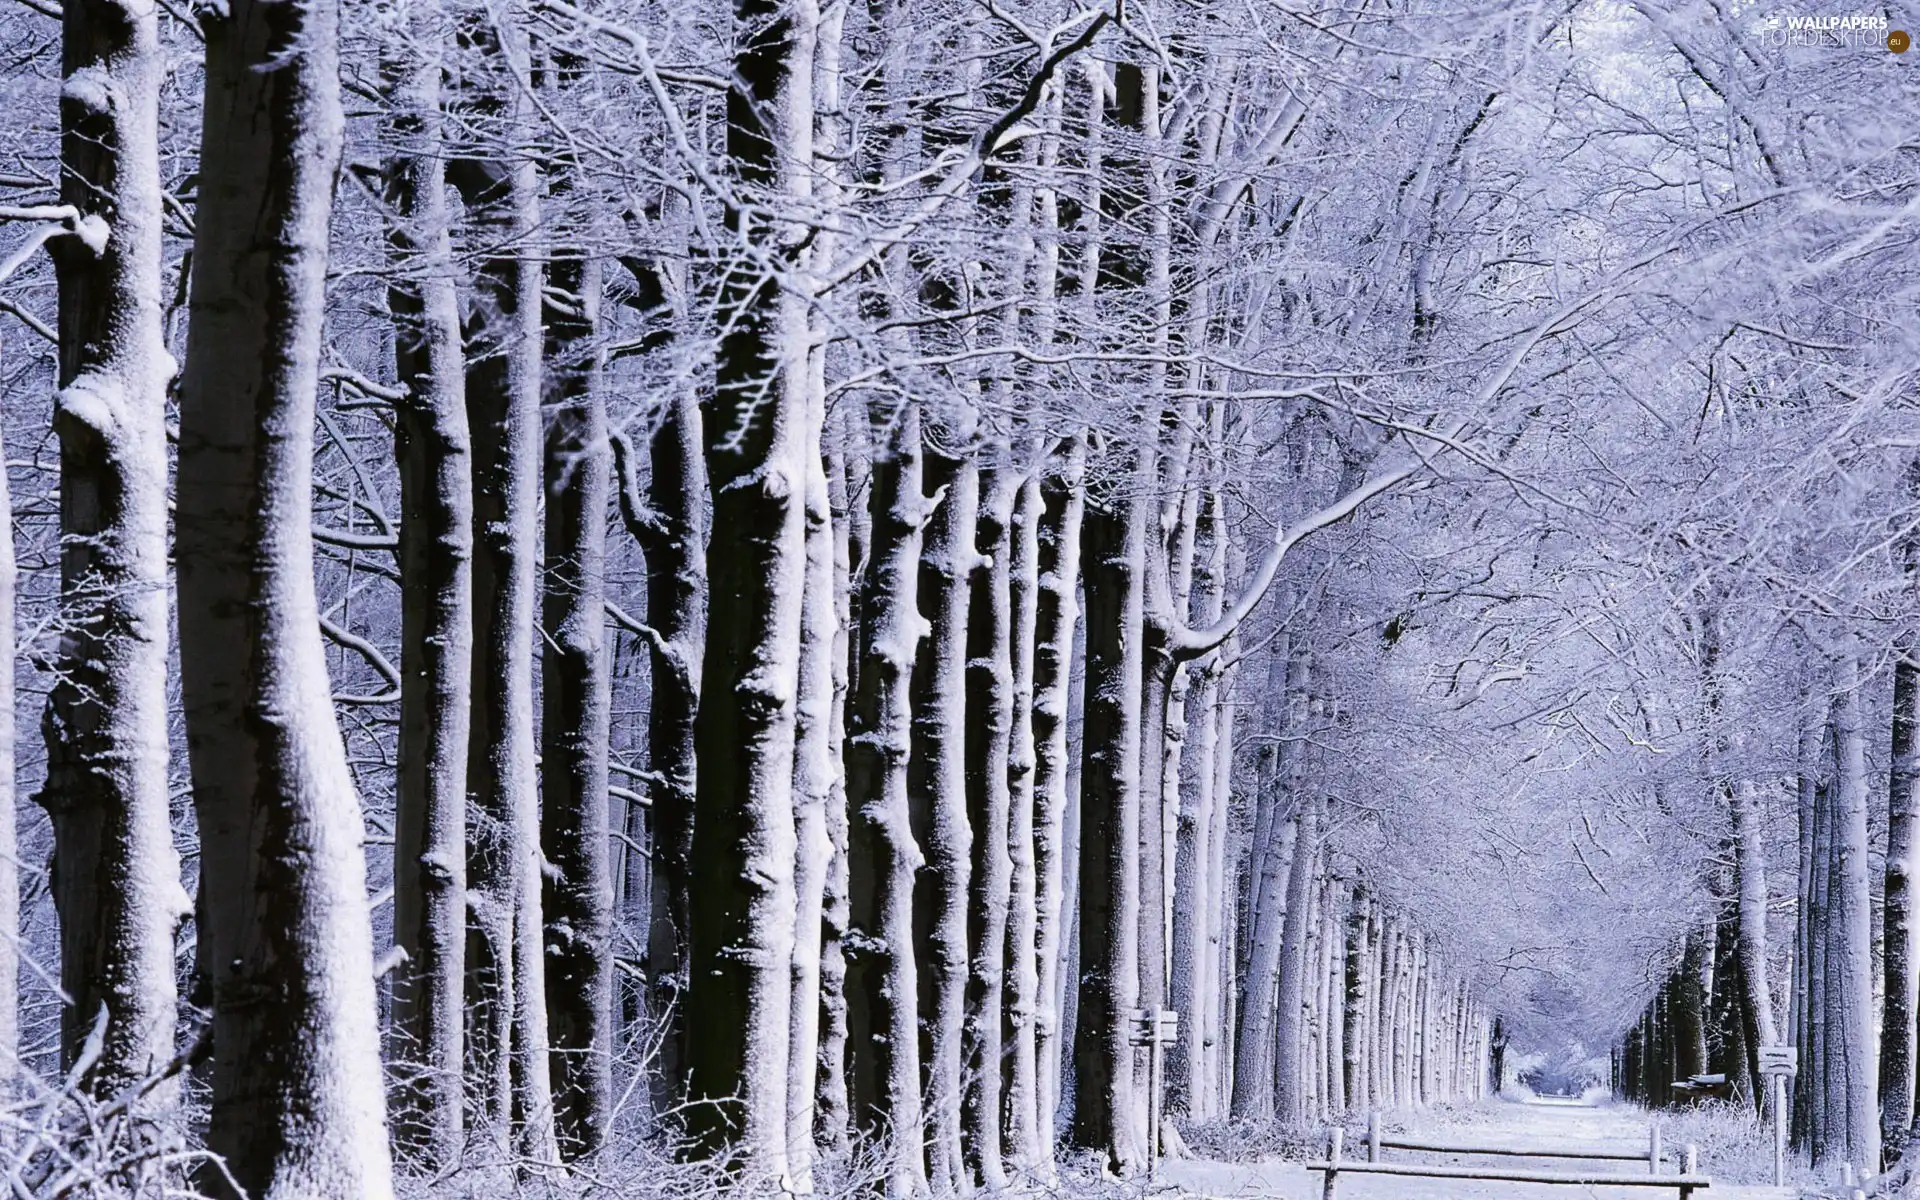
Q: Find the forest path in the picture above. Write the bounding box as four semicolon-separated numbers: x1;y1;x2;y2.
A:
1165;1094;1799;1200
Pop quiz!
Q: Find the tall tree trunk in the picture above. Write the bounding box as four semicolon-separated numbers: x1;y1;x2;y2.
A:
816;418;855;1153
461;84;558;1158
845;404;930;1196
1833;660;1882;1171
964;461;1017;1187
787;351;836;1189
1732;780;1781;1107
1272;782;1317;1125
176;0;396;1180
384;16;470;1164
0;422;16;1094
1169;484;1223;1119
1206;620;1240;1117
683;0;817;1178
912;418;977;1193
1032;436;1085;1153
1343;888;1370;1114
542;248;612;1159
1887;634;1919;1154
807;0;852;1162
1071;438;1150;1173
620;388;706;1088
1003;465;1045;1171
1673;930;1709;1081
42;0;185;1107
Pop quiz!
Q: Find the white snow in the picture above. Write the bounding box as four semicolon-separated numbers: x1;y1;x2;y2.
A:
1166;1095;1796;1200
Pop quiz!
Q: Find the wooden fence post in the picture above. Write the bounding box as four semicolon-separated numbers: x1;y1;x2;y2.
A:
1368;1111;1381;1163
1322;1126;1342;1200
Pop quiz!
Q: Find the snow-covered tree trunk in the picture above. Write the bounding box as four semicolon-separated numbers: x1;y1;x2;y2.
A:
1885;627;1919;1153
41;0;184;1106
541;243;612;1158
1673;930;1708;1080
963;457;1016;1187
0;420;15;1094
176;0;396;1180
1731;779;1781;1104
460;57;558;1153
816;412;855;1154
1072;436;1151;1172
787;335;836;1189
1206;617;1240;1116
1832;659;1881;1172
683;0;816;1178
1003;463;1045;1171
383;18;470;1163
809;0;853;1161
1808;724;1838;1153
912;413;978;1193
1235;650;1308;1119
1343;887;1370;1113
1168;488;1223;1117
1032;436;1085;1151
1274;721;1320;1121
845;401;930;1197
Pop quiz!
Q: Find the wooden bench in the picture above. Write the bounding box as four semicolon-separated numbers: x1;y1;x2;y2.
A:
1310;1124;1712;1199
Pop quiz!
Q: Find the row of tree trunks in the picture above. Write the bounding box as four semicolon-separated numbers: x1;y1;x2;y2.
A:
1626;658;1883;1175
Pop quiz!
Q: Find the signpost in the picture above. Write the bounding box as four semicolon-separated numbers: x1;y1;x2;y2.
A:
1758;1044;1798;1187
1129;1008;1179;1179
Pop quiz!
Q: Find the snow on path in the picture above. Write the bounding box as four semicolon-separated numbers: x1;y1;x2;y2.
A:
1164;1095;1798;1200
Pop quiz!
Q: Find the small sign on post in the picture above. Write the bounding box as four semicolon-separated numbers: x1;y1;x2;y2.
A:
1758;1045;1798;1077
1758;1045;1798;1187
1129;1008;1179;1180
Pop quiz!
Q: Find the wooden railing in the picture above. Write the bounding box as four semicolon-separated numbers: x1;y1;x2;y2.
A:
1307;1118;1712;1199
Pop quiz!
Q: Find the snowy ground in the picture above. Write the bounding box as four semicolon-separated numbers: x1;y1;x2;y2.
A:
1164;1094;1800;1200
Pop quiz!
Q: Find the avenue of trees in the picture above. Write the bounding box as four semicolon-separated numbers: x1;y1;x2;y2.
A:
0;0;1915;1195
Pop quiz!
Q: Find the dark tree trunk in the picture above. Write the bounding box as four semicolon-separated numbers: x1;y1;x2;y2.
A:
383;14;471;1165
542;249;613;1158
177;0;397;1180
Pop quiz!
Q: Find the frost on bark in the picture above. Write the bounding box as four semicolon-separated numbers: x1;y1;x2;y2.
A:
175;0;396;1180
1232;646;1305;1119
457;47;557;1154
1169;482;1225;1120
383;12;470;1164
1274;778;1324;1125
542;241;612;1158
787;339;837;1189
682;0;814;1176
1731;778;1780;1102
963;457;1016;1188
1886;601;1919;1152
1071;436;1151;1173
816;417;856;1154
811;1;854;1154
42;0;186;1112
1003;464;1045;1170
911;413;978;1193
845;403;930;1197
0;421;16;1092
1032;436;1084;1152
1832;658;1882;1172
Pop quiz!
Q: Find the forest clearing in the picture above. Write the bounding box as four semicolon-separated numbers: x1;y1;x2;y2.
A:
0;0;1917;1196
